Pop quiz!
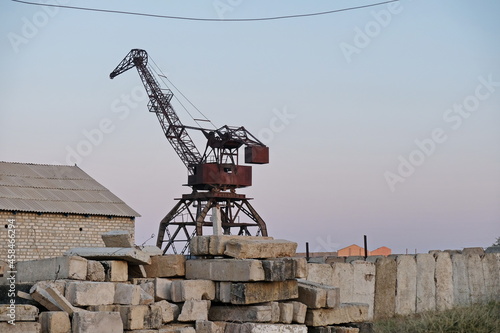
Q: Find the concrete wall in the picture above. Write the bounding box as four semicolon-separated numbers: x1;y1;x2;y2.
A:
307;251;500;320
0;211;135;261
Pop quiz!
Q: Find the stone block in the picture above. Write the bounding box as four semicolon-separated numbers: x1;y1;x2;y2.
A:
66;281;115;306
119;305;149;330
305;303;369;326
466;253;487;304
224;322;308;332
331;262;354;304
146;303;163;329
102;230;134;247
114;283;142;305
0;322;41;333
209;304;274;322
171;280;215;302
415;253;436;313
436;252;453;310
261;257;307;281
155;278;174;301
16;256;87;283
287;301;307;324
0;304;38;322
279;302;294;324
462;247;484;256
72;311;123;333
224;239;297;259
40;311;71;333
189;235;273;256
144;255;185;278
186;259;265;282
46;287;81;315
102;260;129;282
30;284;61;311
177;300;211;322
351;261;375;319
86;260;105;281
297;280;340;309
451;254;470;306
141;245;164;256
373;256;396;319
307;263;335;286
66;247;151;265
482;253;500;302
395;255;416;315
218;280;298;305
154;300;175;323
140;287;155;305
195;319;226;333
157;324;196;333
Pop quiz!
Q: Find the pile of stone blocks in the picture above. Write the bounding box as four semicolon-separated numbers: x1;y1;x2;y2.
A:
1;231;372;332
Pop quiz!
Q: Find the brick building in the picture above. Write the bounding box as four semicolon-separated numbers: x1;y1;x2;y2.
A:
0;161;139;261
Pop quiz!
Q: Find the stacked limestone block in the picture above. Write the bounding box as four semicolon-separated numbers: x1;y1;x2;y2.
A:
0;231;374;332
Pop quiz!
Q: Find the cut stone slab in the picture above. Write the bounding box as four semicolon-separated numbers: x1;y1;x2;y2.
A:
171;279;215;302
305;303;369;326
141;246;164;256
297;280;340;309
65;247;151;265
140;287;155;305
66;281;115;306
86;260;105;281
155;300;175;323
46;287;81;315
120;305;149;330
466;253;487;304
224;239;297;259
287;301;307;324
16;256;87;283
261;258;307;281
307;263;335;286
40;311;71;333
102;260;129;282
217;280;298;305
72;311;123;333
157;324;196;333
0;322;41;333
209;304;274;322
30;284;62;311
190;235;274;256
0;304;38;322
395;255;417;315
279;302;294;324
186;259;265;282
195;320;226;333
115;283;142;305
229;323;308;333
102;230;134;247
177;300;211;322
436;252;453;311
144;255;185;278
373;256;396;320
146;303;163;329
416;253;436;313
351;261;375;320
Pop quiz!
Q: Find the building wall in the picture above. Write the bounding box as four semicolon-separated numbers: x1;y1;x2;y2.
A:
0;210;135;261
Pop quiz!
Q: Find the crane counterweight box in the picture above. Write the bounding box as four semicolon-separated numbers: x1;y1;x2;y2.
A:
245;146;269;164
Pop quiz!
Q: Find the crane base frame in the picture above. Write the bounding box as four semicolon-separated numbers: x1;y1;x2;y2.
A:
156;191;268;254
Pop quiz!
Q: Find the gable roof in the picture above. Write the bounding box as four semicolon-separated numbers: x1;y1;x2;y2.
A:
0;161;140;217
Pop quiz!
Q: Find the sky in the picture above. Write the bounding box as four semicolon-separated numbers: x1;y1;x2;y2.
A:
1;0;499;254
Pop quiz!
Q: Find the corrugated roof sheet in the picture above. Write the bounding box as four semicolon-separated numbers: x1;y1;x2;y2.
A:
0;161;140;217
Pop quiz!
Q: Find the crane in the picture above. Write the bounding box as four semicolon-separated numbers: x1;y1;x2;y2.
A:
110;49;269;254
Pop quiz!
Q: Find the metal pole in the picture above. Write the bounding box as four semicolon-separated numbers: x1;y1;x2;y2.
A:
363;235;368;260
306;242;310;262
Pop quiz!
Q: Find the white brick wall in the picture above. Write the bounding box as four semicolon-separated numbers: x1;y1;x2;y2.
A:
0;211;135;261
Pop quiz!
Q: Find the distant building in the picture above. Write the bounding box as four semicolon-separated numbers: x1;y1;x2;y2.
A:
338;244;391;257
0;161;140;261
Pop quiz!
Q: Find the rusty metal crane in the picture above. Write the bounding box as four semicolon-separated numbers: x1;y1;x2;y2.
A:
110;49;269;254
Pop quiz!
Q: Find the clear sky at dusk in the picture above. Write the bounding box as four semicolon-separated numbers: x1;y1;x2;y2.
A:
1;0;499;254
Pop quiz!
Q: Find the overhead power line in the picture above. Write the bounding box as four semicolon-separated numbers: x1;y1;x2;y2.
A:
11;0;399;22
